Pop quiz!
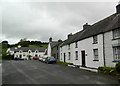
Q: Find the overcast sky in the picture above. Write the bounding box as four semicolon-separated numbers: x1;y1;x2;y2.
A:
1;0;119;44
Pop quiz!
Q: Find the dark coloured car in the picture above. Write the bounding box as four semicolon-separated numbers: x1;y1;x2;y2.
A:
45;57;56;64
32;57;39;60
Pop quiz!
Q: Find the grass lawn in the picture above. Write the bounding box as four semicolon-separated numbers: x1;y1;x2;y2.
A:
29;44;48;48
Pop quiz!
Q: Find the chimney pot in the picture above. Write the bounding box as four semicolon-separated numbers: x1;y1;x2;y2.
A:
68;33;73;39
83;23;91;30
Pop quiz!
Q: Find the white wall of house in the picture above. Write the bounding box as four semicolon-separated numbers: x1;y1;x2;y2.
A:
104;31;116;67
47;43;51;57
14;50;45;59
60;34;105;68
76;34;104;68
60;44;74;63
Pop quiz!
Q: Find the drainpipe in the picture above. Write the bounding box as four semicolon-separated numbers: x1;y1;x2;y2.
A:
103;33;106;67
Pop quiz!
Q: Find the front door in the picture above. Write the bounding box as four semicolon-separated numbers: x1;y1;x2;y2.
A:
64;53;66;62
81;51;86;67
19;55;22;58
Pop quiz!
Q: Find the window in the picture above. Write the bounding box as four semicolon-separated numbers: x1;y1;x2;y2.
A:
93;35;98;44
113;29;120;39
68;44;70;50
93;49;99;61
75;51;78;60
28;51;31;53
68;52;71;60
75;42;78;48
113;47;120;60
35;51;38;53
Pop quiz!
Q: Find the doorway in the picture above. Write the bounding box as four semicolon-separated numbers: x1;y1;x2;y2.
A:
81;51;86;67
64;53;66;62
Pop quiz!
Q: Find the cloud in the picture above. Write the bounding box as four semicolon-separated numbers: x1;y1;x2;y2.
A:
1;1;118;44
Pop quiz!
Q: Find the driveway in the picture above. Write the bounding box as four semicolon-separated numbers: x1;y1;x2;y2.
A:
2;60;120;84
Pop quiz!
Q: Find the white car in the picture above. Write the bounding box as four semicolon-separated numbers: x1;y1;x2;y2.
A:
38;57;43;61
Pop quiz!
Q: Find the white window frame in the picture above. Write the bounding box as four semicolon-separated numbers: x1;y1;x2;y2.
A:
93;35;98;44
93;49;99;61
113;29;120;39
113;47;120;60
75;42;78;48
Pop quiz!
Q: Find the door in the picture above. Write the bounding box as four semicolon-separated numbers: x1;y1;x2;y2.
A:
81;51;86;67
19;54;22;59
64;53;66;62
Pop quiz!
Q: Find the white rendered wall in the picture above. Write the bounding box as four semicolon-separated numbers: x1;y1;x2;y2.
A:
104;31;116;67
60;34;104;68
47;43;51;57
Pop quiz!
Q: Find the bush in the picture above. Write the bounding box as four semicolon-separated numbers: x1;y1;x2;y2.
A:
116;62;120;74
98;67;116;75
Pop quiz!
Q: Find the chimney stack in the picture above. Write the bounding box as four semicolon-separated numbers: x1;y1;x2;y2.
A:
58;39;62;43
68;33;73;39
116;1;120;14
49;37;52;42
83;23;91;30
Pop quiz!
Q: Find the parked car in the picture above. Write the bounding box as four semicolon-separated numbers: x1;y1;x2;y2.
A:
42;57;47;62
44;57;56;64
38;57;43;61
32;57;39;60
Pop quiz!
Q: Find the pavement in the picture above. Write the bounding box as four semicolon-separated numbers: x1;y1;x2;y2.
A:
2;60;120;85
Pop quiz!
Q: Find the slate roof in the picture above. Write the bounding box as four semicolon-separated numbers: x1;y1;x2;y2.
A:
13;47;46;52
61;13;120;47
10;48;16;51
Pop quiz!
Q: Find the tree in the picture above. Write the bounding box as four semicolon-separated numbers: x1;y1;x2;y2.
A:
2;41;8;44
19;41;29;47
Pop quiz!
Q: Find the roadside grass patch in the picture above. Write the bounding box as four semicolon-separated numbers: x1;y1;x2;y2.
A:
57;61;73;66
98;67;116;75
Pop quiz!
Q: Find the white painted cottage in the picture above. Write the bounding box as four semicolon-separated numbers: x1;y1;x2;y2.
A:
60;3;120;68
7;47;46;60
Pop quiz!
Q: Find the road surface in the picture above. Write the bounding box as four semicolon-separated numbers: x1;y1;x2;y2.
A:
2;60;120;85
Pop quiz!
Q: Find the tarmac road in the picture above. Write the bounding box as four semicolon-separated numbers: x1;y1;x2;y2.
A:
2;60;120;85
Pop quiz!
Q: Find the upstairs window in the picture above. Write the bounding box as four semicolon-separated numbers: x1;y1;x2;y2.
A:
68;44;70;50
113;29;120;39
93;35;98;44
113;47;120;61
75;42;78;48
93;49;99;61
28;50;31;53
35;50;38;53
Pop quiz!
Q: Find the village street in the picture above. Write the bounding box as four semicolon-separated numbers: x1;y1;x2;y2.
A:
2;60;120;85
